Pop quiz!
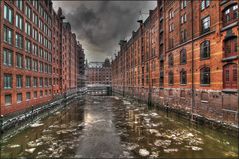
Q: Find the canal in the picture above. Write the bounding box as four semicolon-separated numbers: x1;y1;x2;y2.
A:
1;96;238;158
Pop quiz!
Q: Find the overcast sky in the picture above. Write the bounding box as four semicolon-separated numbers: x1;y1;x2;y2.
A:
53;1;157;62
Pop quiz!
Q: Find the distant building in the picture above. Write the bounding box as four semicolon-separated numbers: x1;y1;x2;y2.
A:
86;58;112;86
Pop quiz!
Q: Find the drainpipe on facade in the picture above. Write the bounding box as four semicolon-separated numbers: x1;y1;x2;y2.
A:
191;0;195;121
148;14;152;107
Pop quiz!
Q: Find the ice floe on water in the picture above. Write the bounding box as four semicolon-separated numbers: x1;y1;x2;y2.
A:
149;151;159;158
148;129;159;134
78;122;85;127
8;144;21;148
185;146;203;151
49;125;60;129
27;140;43;147
164;148;178;153
126;143;139;151
30;121;44;128
25;148;36;153
154;139;171;148
123;100;131;105
112;96;120;100
150;112;160;118
139;149;150;156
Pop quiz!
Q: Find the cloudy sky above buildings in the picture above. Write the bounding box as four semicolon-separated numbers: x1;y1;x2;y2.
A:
53;1;157;62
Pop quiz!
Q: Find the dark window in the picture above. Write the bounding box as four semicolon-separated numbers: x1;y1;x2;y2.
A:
201;16;210;33
181;30;187;43
223;4;238;26
201;0;210;10
201;92;209;101
224;37;237;58
168;71;174;85
169;89;173;96
4;74;12;89
3;25;13;44
181;0;187;9
200;67;210;85
5;94;12;106
169;38;174;49
180;49;187;64
180;90;186;97
223;64;237;89
16;75;23;88
180;69;187;84
3;49;13;66
200;40;210;59
168;53;174;67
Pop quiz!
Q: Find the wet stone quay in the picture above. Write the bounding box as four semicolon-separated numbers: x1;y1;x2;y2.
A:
1;96;238;158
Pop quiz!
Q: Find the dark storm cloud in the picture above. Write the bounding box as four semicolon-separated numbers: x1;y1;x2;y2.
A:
53;1;157;61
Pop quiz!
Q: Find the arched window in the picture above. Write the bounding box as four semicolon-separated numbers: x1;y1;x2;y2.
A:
180;69;187;84
180;49;187;64
224;36;237;58
168;53;174;67
223;4;238;26
200;67;210;85
200;40;210;59
168;71;174;85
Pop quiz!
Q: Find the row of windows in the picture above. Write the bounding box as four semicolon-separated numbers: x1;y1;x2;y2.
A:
168;40;210;67
4;90;52;106
3;25;52;50
6;1;52;25
4;3;52;39
168;37;237;67
3;49;52;73
169;2;238;41
168;67;210;85
4;74;52;89
3;27;52;60
168;64;237;87
168;14;211;48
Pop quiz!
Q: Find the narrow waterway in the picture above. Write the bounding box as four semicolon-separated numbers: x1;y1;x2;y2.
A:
1;96;238;158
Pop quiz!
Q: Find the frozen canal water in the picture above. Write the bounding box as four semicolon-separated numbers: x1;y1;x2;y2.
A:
1;96;238;158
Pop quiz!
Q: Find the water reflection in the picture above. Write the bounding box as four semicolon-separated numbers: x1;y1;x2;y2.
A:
112;97;238;158
1;97;238;158
1;101;85;158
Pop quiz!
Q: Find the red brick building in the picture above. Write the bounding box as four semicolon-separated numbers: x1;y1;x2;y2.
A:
86;58;112;86
112;0;238;126
0;0;84;116
77;42;85;88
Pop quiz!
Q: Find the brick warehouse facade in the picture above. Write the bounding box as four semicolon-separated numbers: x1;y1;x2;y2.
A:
77;42;86;88
112;0;238;126
86;58;112;86
0;0;85;116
